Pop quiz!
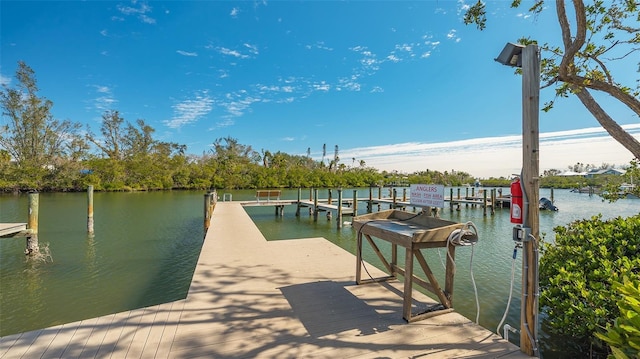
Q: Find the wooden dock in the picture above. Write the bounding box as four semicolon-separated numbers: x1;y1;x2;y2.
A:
1;201;531;358
0;223;27;237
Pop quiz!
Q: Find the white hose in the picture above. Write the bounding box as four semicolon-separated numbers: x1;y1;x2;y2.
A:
497;244;519;336
445;221;480;324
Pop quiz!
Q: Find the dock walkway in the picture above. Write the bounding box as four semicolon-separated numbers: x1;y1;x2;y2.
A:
0;202;530;358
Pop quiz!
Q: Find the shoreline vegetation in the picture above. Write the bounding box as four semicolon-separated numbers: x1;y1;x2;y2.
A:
2;62;639;198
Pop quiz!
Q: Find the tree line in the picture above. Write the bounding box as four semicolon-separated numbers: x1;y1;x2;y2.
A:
2;61;638;195
0;61;480;192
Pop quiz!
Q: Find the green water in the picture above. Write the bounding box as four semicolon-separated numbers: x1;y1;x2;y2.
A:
0;191;204;337
1;188;638;355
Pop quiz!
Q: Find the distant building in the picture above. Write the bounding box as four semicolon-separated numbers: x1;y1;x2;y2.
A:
584;168;625;178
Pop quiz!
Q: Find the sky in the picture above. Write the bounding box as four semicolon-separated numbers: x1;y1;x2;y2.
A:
1;0;638;179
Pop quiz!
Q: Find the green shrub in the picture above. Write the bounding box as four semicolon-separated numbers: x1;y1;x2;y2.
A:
596;278;640;359
540;214;640;355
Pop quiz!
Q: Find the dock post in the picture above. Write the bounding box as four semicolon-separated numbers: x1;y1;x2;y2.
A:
368;187;373;213
337;189;343;229
402;188;407;202
309;188;313;201
450;188;454;212
87;185;94;236
353;190;358;216
483;190;488;216
204;193;211;231
377;185;382;211
471;188;476;207
328;189;332;205
490;189;496;215
550;187;554;203
26;192;39;255
313;189;319;222
392;189;397;209
296;188;301;216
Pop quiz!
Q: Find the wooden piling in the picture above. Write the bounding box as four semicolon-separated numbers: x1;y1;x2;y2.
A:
550;187;554;203
392;189;397;209
26;192;39;255
368;187;373;213
313;189;319;221
353;190;358;216
491;189;496;215
203;191;217;232
328;189;332;205
337;189;343;229
483;190;487;216
296;188;302;216
204;193;212;231
87;185;94;236
450;188;454;211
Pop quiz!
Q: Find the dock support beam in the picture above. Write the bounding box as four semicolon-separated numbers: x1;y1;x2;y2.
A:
26;192;39;255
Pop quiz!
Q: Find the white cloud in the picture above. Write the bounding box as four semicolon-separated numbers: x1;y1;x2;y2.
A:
219;47;251;59
230;7;240;17
208;118;235;131
89;85;117;112
446;29;459;41
166;91;214;129
313;81;330;92
244;43;259;55
139;14;156;24
219;91;261;117
177;50;198;57
116;1;156;24
340;125;640;178
306;41;333;51
0;73;11;86
386;55;401;63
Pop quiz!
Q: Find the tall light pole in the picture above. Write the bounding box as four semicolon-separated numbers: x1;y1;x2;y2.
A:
495;43;540;357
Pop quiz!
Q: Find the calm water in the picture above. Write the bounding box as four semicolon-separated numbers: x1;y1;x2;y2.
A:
1;188;638;355
0;191;204;337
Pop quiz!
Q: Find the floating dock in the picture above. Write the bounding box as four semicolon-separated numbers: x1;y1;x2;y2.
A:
1;201;530;358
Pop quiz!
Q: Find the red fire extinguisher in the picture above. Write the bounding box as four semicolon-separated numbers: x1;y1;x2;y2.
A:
510;177;523;224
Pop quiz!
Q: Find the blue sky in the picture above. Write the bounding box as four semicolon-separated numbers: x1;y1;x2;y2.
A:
1;1;638;178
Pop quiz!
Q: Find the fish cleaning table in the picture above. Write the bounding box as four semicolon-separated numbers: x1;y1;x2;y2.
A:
352;209;473;323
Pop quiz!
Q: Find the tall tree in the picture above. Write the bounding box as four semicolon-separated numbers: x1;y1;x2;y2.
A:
0;61;82;167
465;0;640;159
87;110;125;160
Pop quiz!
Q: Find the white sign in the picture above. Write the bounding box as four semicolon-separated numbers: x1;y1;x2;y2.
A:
409;184;445;208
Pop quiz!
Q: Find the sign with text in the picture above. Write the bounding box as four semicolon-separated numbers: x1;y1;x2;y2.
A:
409;184;445;208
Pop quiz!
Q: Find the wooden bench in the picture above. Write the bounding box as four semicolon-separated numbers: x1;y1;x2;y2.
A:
256;190;281;203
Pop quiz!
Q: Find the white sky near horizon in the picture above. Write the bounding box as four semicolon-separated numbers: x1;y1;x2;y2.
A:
342;124;640;178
